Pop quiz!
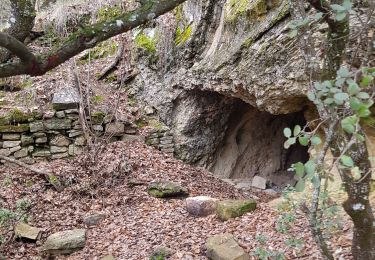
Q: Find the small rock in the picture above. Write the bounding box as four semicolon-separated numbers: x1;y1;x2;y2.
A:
221;179;236;186
144;105;154;115
0;148;11;156
148;181;188;198
68;130;83;138
43;229;86;255
105;122;125;136
52;87;80;111
101;255;116;260
32;150;51;157
150;246;173;260
74;136;86;146
51;152;69;160
14;148;28;158
3;140;21;148
35;137;48;144
64;109;79;114
68;144;83;156
263;189;278;196
235;179;252;190
186;196;218;217
21;135;34;146
44;119;71;130
55;111;65;118
2;133;20;140
50;146;68;154
10;145;22;153
92;125;104;132
30;122;44;132
216;199;256;221
15;222;41;241
83;213;105;227
50;135;70;147
251;176;267;190
43;110;55;119
121;134;145;143
206;233;249;260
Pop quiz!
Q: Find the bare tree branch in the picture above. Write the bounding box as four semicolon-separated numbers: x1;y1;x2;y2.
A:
0;32;36;62
0;0;188;78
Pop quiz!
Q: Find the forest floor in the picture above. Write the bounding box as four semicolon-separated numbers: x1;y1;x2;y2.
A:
0;141;353;260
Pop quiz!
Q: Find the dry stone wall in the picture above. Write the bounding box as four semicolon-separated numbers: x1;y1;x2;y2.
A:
0;89;138;164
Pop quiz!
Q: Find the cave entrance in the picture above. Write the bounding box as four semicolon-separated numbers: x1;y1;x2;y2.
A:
210;100;309;188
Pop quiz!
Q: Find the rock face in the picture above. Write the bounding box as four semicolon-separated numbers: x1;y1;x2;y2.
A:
206;233;249;260
43;229;86;255
216;199;256;221
148;181;188;198
186;196;218;217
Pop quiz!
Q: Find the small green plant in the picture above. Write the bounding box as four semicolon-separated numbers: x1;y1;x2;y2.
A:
175;24;192;46
135;31;157;54
91;95;104;105
97;6;122;23
252;247;285;260
255;234;268;244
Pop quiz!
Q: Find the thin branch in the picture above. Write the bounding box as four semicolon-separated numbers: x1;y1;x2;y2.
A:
0;33;36;62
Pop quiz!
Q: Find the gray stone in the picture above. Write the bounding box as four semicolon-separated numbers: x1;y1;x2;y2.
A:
124;127;137;135
216;199;257;221
9;145;22;153
251;176;267;190
20;157;35;164
30;122;44;132
28;145;34;152
3;141;21;148
83;213;105;227
144;105;154;115
74;136;86;146
92;125;103;132
43;110;55;119
0;149;11;156
14;148;28;158
101;255;116;260
68;144;83;156
68;130;83;138
43;229;86;255
55;111;65;118
64;109;79;114
50;135;70;147
105;122;125;136
52;87;80;111
50;146;68;154
51;152;69;160
186;196;218;217
21;135;34;146
15;222;41;241
32;150;51;157
44;119;71;130
35;137;48;144
148;181;188;198
32;132;46;138
206;233;249;260
121;134;145;143
235;179;252;190
2;134;20;140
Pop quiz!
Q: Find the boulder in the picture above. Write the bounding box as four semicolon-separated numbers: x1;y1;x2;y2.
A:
15;222;41;241
148;181;188;198
216;199;256;221
43;229;86;255
52;87;80;111
186;196;218;217
251;176;267;190
206;233;249;260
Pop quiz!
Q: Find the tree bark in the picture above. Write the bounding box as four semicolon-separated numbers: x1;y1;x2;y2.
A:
0;0;188;78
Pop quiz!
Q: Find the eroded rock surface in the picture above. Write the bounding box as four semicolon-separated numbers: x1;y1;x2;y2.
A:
206;233;249;260
216;199;256;221
43;229;86;255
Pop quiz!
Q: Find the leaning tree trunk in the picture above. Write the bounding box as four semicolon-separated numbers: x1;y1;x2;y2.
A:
0;0;36;63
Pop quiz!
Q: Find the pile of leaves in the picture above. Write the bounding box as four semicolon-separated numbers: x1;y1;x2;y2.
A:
0;141;351;259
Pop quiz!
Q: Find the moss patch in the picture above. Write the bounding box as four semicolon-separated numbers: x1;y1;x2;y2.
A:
216;199;257;221
148;181;188;198
0;124;30;133
135;32;156;54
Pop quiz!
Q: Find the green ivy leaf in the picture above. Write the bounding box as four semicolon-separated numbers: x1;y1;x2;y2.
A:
307;92;316;101
349;97;361;111
294;162;305;178
283;128;292;138
360;75;373;87
293;125;301;136
305;160;316;178
334;92;349;101
298;136;309;146
356;92;370;99
311;136;322;145
341;155;354;167
295;179;305;192
341;115;358;134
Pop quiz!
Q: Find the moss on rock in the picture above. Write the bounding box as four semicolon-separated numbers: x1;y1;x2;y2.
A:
0;124;30;133
148;181;188;198
216;199;257;221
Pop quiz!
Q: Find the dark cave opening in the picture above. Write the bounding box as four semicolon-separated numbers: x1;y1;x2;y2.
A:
210;100;309;188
